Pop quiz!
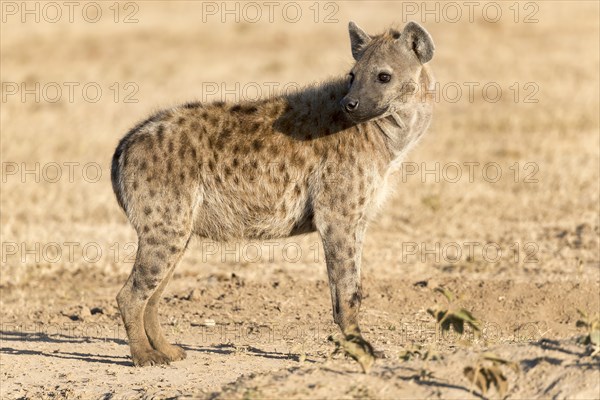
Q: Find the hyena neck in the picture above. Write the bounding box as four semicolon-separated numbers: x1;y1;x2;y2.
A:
275;77;355;139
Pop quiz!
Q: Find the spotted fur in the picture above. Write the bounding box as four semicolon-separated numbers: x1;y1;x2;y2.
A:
113;21;435;371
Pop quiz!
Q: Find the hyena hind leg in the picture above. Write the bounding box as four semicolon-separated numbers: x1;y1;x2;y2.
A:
143;252;187;362
117;233;190;366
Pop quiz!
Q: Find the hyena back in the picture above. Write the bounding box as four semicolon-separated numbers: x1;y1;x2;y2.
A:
112;21;435;372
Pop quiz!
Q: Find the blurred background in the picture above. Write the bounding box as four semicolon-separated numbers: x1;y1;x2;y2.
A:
2;1;597;282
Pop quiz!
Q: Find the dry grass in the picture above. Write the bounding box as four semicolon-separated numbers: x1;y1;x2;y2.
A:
2;2;598;284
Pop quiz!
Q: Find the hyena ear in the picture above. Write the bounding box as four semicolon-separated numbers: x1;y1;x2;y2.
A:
348;21;371;60
401;21;434;64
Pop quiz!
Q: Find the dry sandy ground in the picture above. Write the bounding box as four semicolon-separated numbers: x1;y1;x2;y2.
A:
1;1;599;399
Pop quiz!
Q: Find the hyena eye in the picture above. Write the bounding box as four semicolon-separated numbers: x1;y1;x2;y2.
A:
348;72;355;85
378;73;391;83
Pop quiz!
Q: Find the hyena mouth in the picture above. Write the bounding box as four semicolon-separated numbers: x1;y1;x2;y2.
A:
346;107;392;124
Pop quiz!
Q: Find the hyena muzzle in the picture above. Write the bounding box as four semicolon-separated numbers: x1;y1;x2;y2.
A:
111;21;435;372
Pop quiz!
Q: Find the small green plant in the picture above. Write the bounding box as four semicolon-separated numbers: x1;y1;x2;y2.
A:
463;353;520;398
427;287;481;335
576;309;600;357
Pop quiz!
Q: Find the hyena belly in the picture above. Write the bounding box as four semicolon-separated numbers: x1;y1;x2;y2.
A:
192;153;316;241
112;102;316;243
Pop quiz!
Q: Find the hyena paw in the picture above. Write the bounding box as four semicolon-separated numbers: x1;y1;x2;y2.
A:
159;344;187;362
331;334;376;373
132;349;172;367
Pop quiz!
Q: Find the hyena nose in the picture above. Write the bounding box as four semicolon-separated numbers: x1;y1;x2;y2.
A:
342;98;359;113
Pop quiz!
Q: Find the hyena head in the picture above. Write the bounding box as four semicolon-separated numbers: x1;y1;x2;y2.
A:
341;21;434;122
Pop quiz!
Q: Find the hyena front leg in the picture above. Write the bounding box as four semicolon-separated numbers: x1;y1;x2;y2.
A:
117;230;191;367
319;220;376;373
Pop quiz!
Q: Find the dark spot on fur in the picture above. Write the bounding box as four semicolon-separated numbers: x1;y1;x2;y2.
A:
157;124;165;143
144;206;152;215
183;101;202;109
349;290;361;308
169;246;179;254
232;158;239;168
139;160;147;171
213;101;225;107
143;225;150;233
167;160;172;173
168;140;175;152
146;236;160;245
132;276;142;290
177;117;185;126
145;277;158;290
252;139;262;151
150;265;161;275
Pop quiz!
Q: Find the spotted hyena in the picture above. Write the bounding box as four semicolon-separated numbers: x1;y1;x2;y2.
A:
111;21;435;372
